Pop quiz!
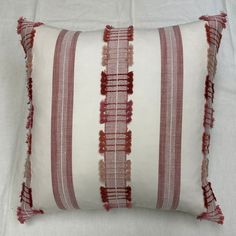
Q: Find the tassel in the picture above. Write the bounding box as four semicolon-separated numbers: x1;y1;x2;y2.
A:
100;186;131;202
199;12;227;29
27;77;33;102
127;26;134;41
103;25;113;42
197;205;224;224
103;202;110;211
17;17;44;223
202;182;216;208
17;206;44;224
203;103;214;128
202;132;210;155
26;105;34;129
204;76;214;103
20;183;33;207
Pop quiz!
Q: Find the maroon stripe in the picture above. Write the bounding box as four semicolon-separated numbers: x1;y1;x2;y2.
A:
157;26;183;209
66;31;80;209
51;30;67;209
157;27;167;209
172;25;183;209
51;30;80;209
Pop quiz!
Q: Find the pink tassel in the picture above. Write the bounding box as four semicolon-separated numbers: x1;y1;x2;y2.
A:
202;132;210;155
204;103;214;128
197;205;224;224
17;17;44;223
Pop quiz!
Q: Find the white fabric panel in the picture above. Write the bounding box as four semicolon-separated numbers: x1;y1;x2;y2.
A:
72;30;104;210
177;21;207;215
0;0;236;236
131;29;161;209
31;25;61;211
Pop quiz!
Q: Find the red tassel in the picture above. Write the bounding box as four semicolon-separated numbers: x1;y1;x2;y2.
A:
199;12;227;29
103;202;110;211
127;26;134;41
20;183;33;207
100;186;131;203
17;17;43;35
17;207;44;224
103;25;113;42
203;103;214;128
205;76;214;103
202;182;216;208
26;104;34;129
17;17;25;34
202;132;210;155
17;17;44;224
27;77;33;102
198;12;226;224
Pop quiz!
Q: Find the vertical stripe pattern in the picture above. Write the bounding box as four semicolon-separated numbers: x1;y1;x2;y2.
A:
157;26;183;210
51;30;80;209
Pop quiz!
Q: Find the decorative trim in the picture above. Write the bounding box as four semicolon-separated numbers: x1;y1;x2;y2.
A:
17;17;44;224
198;12;227;224
157;25;184;210
99;25;133;210
51;30;80;209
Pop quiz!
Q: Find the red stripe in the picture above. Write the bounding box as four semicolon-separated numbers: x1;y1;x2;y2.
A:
157;26;183;209
51;30;80;209
172;25;183;209
51;30;67;209
157;27;167;208
66;31;80;209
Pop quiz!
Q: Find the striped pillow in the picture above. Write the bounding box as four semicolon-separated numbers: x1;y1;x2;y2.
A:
16;13;226;224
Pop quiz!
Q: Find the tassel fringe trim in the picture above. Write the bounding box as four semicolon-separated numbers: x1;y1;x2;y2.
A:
16;17;44;223
198;12;226;224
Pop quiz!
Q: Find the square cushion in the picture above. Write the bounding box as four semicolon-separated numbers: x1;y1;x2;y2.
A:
16;13;226;224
